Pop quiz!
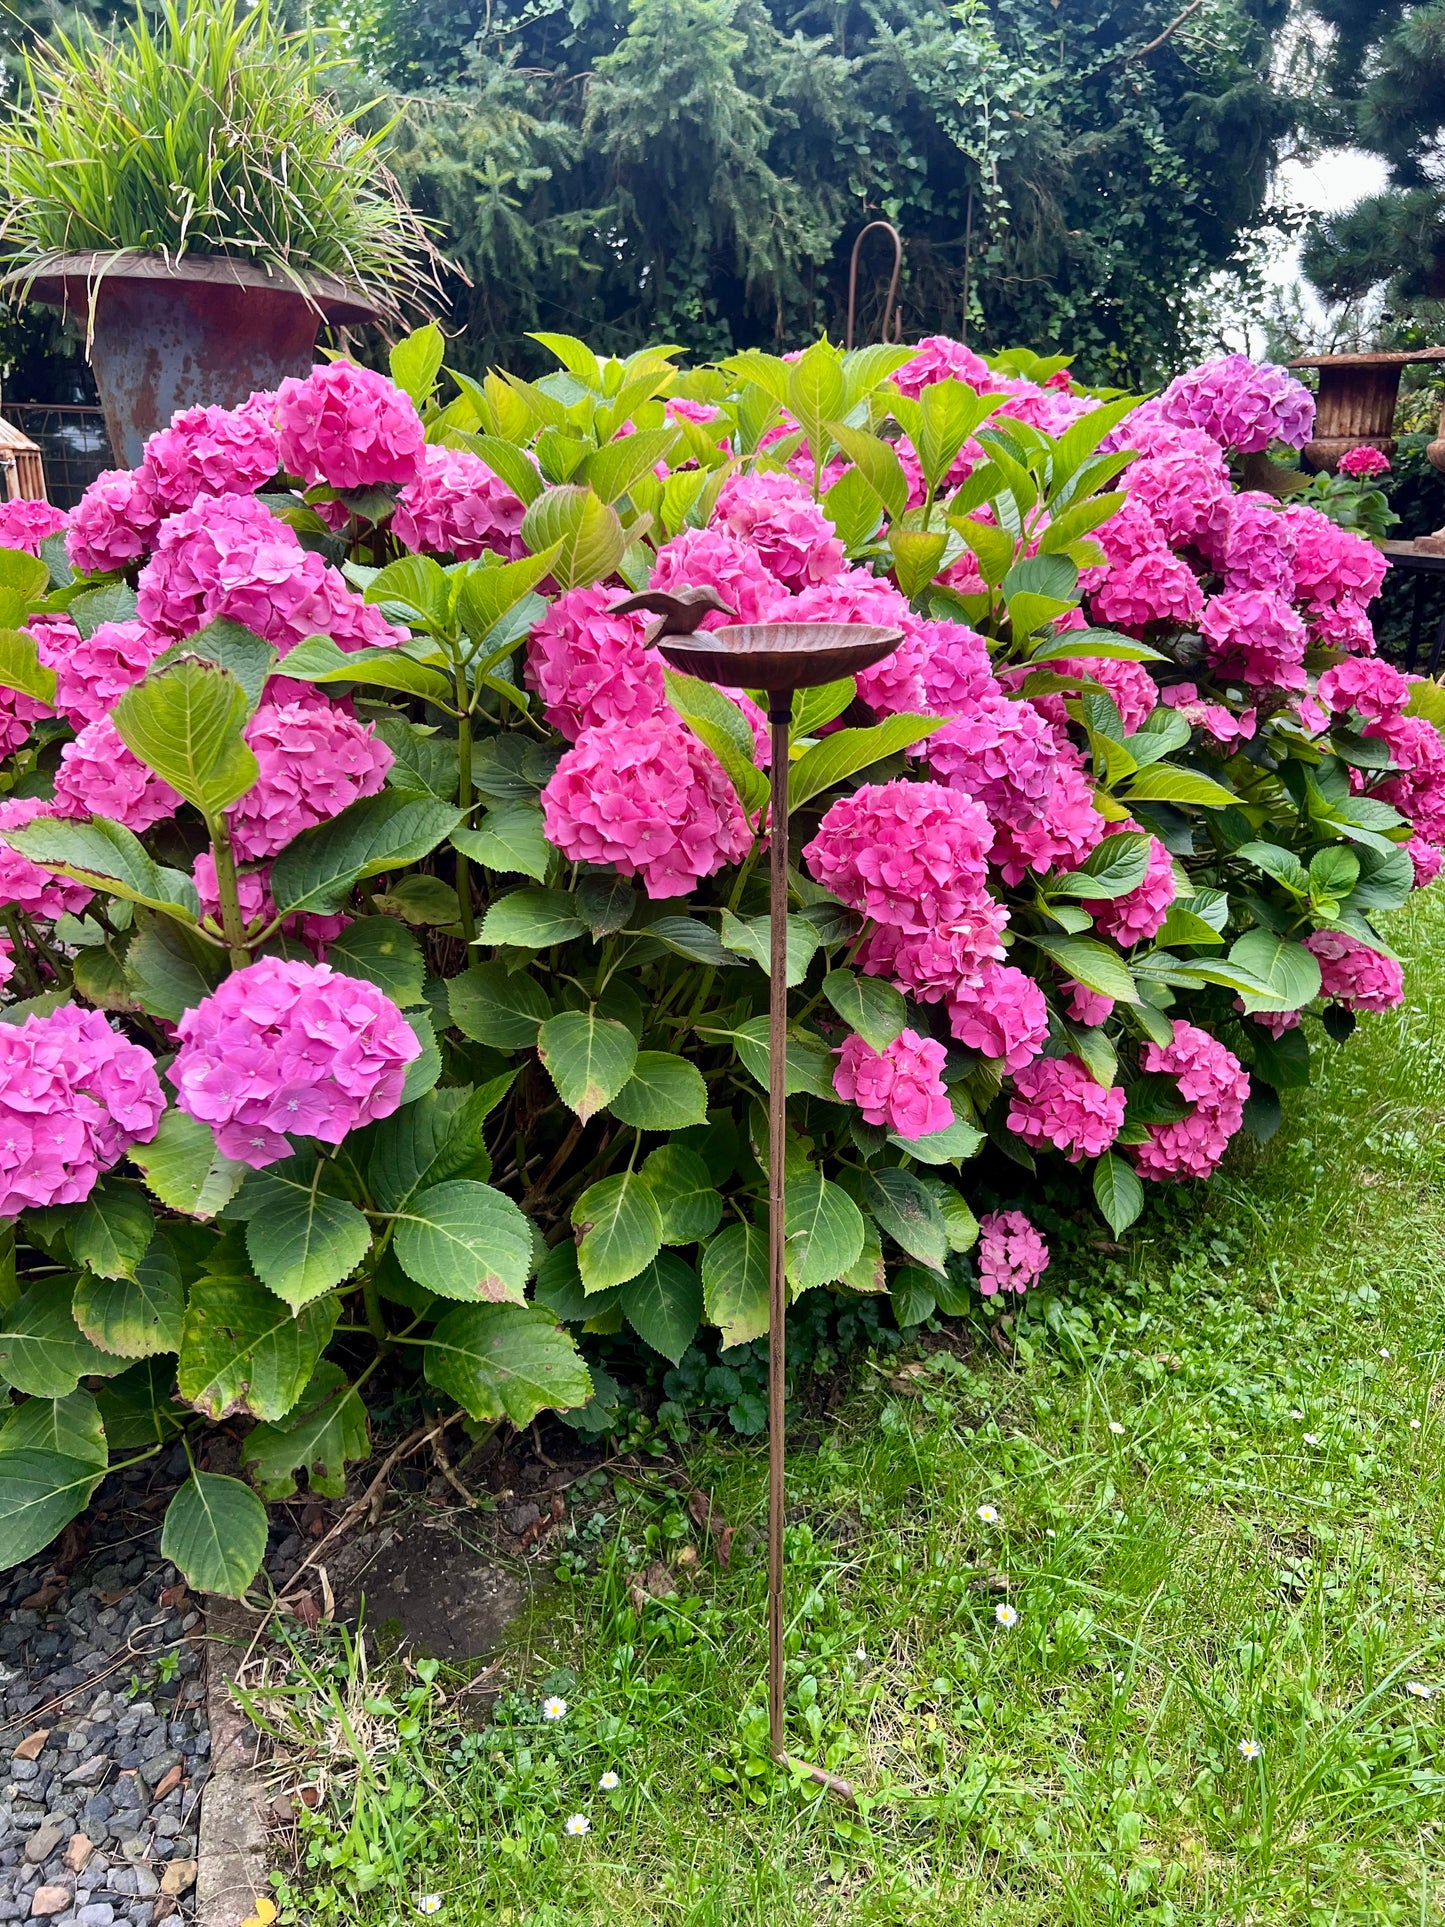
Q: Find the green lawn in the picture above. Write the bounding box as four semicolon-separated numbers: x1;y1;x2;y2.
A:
271;889;1445;1927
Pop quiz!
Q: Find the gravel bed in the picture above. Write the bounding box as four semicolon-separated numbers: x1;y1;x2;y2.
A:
0;1449;206;1926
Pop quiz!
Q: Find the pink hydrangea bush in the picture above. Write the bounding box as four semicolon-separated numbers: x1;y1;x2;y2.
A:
170;957;421;1167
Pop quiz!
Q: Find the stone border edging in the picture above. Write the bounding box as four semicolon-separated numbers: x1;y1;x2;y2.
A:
193;1604;267;1927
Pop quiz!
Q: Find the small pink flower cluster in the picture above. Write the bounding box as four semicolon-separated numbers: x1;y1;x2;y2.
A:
0;1003;165;1216
226;704;392;862
714;470;845;590
526;587;662;740
392;445;528;560
0;498;68;555
35;617;173;727
1318;657;1410;723
1304;929;1404;1012
541;716;752;897
648;525;788;626
53;717;180;832
1007;1055;1125;1162
945;961;1050;1070
832;1028;953;1139
1156;354;1315;453
1132;1020;1250;1182
975;1208;1050;1296
170;955;421;1167
1199;589;1309;691
1338;445;1391;478
1160;681;1256;747
67;466;165;575
0;797;93;918
276;361;426;492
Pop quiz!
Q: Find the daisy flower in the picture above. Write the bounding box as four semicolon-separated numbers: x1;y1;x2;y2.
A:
994;1602;1019;1628
1238;1739;1263;1760
1405;1681;1434;1699
599;1770;621;1791
564;1814;590;1836
1410;1418;1422;1431
1302;1433;1320;1447
417;1899;442;1917
976;1504;1000;1524
1108;1421;1126;1436
542;1696;568;1721
1289;1409;1304;1421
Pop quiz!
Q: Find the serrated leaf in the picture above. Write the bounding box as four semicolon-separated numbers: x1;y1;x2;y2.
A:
177;1274;337;1421
1123;764;1236;808
1048;831;1153;900
66;1180;155;1281
366;1079;510;1213
95;1358;183;1451
155;619;274;710
0;1449;105;1569
447;962;552;1047
161;1473;268;1599
453;804;551;881
730;1015;838;1099
112;660;258;818
390;322;446;405
423;1303;592;1425
719;910;819;986
323;916;426;1006
788;715;944;808
618;1252;702;1364
864;1168;948;1273
393;1179;533;1303
1033;936;1140;1004
701;1221;770;1346
1228;929;1322;1014
476;888;585;948
573;1170;664;1292
646;916;737;967
0;1389;107;1466
608;1052;709;1130
279;635;452;707
226;1153;373;1312
123;910;224;1021
784;1176;865;1293
131;1109;246;1219
640;1144;723;1243
0;626;55;704
241;1361;371;1502
271;796;464;917
822;968;906;1052
537;1010;637;1122
520;486;625;590
73;1237;183;1358
0;1278;128;1397
3;816;200;921
1093;1151;1145;1236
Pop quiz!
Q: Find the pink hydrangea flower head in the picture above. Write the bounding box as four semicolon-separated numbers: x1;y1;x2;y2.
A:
53;716;182;832
791;571;923;713
1085;829;1176;945
803;779;994;934
892;336;994;398
1062;978;1114;1026
0;498;68;555
192;852;346;955
1373;714;1445;844
1159;681;1256;747
1121;431;1233;548
855;902;1010;1004
1007;1055;1125;1162
1304;929;1404;1012
142;401;281;511
924;693;1106;885
36;616;173;727
66;466;165;576
1011;654;1157;737
946;961;1048;1071
1095;495;1171;568
1409;838;1443;888
1090;549;1204;634
1283;504;1388;612
541;716;752;898
714;470;845;590
0;686;51;757
1317;657;1410;723
976;1208;1049;1296
1157;355;1315;453
392;445;528;560
525;586;663;741
275;361;425;492
1338;445;1391;478
225;703;393;862
1218;491;1296;597
1200;589;1309;691
0;1003;165;1217
170;955;421;1167
0;797;93;918
648;526;789;627
832;1028;954;1139
917;618;996;713
1131;1019;1249;1182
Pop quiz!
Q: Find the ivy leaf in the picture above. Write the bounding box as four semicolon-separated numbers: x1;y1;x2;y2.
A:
161;1473;269;1599
241;1361;371;1502
423;1303;593;1425
393;1180;534;1303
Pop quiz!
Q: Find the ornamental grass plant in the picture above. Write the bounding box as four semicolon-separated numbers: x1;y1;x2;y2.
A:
0;0;434;308
0;327;1428;1602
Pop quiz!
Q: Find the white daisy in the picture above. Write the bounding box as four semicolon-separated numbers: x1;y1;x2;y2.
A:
542;1696;568;1721
598;1770;620;1790
1410;1418;1423;1431
994;1602;1018;1628
1045;1528;1056;1539
1108;1421;1126;1436
1289;1409;1304;1421
1405;1681;1434;1699
1238;1739;1263;1760
417;1898;443;1917
1380;1348;1391;1359
976;1504;1000;1524
564;1814;590;1837
1302;1433;1320;1447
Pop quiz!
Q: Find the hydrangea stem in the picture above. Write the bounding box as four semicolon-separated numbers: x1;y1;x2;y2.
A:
454;663;476;944
206;820;251;970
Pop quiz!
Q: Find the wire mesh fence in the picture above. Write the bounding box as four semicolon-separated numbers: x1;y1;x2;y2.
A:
2;404;114;507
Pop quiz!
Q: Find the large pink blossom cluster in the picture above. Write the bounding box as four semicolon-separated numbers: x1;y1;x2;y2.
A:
714;470;845;590
832;1028;953;1139
975;1209;1050;1296
0;797;92;919
0;1003;165;1216
226;704;392;862
648;525;788;626
276;361;425;492
0;498;67;555
945;962;1049;1070
170;955;420;1167
392;446;528;560
1007;1054;1125;1161
34;616;173;727
143;399;281;510
136;492;405;655
1199;589;1309;691
803;780;993;933
541;717;752;897
525;586;661;740
53;717;181;832
1132;1020;1250;1182
1304;929;1404;1012
1155;354;1315;452
67;466;165;576
1318;657;1410;723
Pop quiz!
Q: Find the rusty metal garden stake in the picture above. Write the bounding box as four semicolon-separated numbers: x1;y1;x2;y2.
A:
635;610;905;1799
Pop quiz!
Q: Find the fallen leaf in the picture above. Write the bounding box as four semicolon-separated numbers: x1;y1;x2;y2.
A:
687;1488;725;1536
717;1525;735;1567
13;1730;49;1761
20;1584;62;1611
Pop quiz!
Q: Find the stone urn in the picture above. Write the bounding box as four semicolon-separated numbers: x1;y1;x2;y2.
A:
1290;347;1445;473
7;252;384;467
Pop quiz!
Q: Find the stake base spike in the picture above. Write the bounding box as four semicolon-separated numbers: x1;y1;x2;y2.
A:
778;1753;857;1804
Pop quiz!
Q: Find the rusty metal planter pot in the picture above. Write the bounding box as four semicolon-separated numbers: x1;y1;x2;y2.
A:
8;252;383;466
1290;347;1445;473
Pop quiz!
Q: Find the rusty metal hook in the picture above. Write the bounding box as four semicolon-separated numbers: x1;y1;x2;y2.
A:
845;220;903;352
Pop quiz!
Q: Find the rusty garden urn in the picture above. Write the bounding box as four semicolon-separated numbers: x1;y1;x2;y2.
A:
1290;347;1445;473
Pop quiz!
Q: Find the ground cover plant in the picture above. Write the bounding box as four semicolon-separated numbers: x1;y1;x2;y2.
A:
246;883;1445;1926
0;327;1431;1601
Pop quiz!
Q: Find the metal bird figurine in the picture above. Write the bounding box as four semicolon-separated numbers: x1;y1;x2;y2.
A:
608;586;736;645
